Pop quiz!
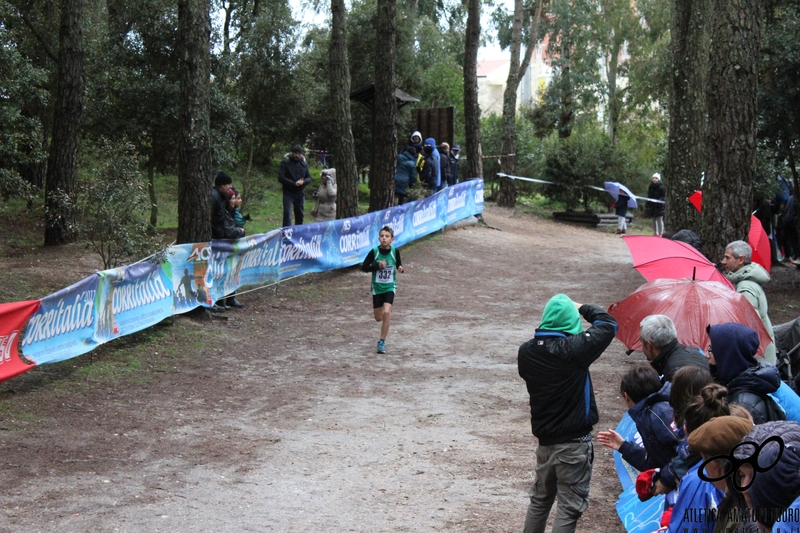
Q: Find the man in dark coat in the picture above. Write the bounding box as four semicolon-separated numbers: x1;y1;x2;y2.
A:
448;145;460;186
211;172;244;240
278;145;312;227
639;314;709;382
646;173;666;237
518;294;617;533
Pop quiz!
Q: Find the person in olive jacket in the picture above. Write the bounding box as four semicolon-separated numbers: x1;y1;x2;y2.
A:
517;294;617;533
278;145;312;227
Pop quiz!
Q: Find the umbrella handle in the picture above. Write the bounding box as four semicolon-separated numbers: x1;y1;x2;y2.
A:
693;266;696;281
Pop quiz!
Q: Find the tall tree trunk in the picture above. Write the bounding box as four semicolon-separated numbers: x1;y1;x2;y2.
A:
700;0;762;260
44;0;85;246
176;0;212;245
606;39;620;145
330;0;359;219
557;33;574;139
368;0;397;212
498;0;543;207
664;0;710;233
463;0;483;180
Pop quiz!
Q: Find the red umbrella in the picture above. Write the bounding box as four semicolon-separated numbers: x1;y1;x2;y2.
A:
622;235;734;289
748;215;771;274
609;278;772;358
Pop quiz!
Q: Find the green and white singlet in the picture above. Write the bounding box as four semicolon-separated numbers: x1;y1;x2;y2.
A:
371;246;398;295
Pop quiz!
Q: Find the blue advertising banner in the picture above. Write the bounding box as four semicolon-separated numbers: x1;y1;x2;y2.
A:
94;261;174;343
613;413;665;533
168;242;215;312
21;274;100;365
232;230;282;290
15;179;484;369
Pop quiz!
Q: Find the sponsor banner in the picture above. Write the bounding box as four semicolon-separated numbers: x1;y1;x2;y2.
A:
11;180;484;374
0;300;40;381
445;181;475;224
613;412;665;533
228;230;282;292
21;274;100;365
410;193;442;239
94;262;174;343
379;202;415;248
328;211;379;272
206;231;282;303
278;221;332;279
168;242;215;312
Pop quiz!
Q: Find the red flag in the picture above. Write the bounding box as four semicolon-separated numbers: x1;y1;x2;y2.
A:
688;190;703;212
0;300;40;383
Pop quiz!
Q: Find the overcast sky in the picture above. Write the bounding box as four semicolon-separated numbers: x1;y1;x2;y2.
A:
288;0;512;62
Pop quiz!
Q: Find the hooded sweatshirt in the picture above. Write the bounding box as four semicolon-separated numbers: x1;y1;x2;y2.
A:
518;298;617;445
709;323;784;424
425;137;441;188
538;294;582;335
726;262;775;363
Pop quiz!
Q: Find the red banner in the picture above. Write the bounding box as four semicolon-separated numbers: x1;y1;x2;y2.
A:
0;300;40;383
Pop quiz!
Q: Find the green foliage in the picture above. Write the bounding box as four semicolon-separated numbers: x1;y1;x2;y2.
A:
0;8;49;183
76;139;164;269
541;127;637;211
759;0;800;182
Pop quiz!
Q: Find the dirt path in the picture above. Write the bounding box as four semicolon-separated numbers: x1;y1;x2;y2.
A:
1;205;798;533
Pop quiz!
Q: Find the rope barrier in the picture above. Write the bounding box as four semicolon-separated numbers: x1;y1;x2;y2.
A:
497;173;666;204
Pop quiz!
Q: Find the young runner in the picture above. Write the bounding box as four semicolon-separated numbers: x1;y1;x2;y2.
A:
361;226;404;353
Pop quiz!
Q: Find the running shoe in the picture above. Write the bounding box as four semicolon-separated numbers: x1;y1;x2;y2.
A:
377;340;386;354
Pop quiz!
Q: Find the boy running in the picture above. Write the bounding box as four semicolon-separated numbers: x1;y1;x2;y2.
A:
361;226;404;353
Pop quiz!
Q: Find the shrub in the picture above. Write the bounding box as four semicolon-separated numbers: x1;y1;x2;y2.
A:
76;139;165;269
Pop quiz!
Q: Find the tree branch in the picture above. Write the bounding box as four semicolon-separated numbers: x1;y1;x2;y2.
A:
21;11;58;63
517;0;544;81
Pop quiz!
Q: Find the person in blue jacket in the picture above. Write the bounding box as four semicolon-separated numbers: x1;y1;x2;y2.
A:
394;143;417;205
597;365;680;472
425;136;441;191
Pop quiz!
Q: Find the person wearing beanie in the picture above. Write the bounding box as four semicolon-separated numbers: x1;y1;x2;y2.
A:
728;421;800;530
517;294;617;533
666;415;754;533
278;144;312;226
448;145;461;185
647;173;666;237
211;171;244;241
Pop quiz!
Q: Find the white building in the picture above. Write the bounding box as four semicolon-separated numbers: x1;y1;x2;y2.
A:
477;45;553;117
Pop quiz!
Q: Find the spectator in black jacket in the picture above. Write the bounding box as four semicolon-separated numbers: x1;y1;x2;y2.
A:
437;142;451;190
448;145;461;185
419;144;437;191
278;145;312;227
639;314;709;382
517;294;617;533
211;172;244;240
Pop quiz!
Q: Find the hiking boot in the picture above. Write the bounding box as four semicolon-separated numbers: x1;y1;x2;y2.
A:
227;298;244;309
377;340;386;354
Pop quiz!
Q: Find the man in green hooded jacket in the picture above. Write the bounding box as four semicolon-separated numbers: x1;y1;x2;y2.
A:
517;294;617;533
722;240;776;364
